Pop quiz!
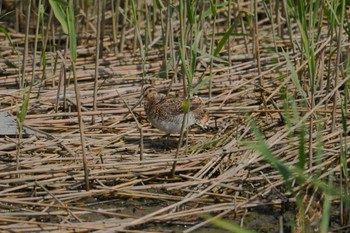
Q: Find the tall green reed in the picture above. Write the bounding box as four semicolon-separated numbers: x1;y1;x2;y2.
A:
49;0;90;190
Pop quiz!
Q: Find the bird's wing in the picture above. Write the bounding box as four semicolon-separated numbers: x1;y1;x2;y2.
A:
158;97;184;115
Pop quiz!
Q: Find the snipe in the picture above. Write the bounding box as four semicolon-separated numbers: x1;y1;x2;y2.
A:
143;86;208;135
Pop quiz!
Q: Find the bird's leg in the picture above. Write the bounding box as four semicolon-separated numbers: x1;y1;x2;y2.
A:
161;133;171;148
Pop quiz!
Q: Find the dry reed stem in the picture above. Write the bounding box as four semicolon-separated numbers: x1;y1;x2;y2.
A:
0;1;349;232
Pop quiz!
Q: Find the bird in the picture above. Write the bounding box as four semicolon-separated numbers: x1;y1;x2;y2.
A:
142;85;209;136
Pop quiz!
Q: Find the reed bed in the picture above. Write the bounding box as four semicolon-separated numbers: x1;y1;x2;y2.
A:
0;0;349;232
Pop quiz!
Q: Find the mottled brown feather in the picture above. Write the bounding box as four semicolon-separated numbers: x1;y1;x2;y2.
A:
143;86;208;133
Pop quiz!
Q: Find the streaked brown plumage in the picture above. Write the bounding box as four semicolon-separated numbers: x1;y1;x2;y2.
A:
143;86;208;134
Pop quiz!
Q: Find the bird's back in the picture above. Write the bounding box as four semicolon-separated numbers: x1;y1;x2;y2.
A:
143;87;208;134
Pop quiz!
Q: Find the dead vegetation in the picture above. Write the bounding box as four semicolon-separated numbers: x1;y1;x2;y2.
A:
0;0;350;232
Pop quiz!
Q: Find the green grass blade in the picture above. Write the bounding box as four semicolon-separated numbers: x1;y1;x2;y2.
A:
0;26;15;48
191;74;214;95
18;94;30;124
48;0;68;34
200;2;228;19
204;215;256;233
244;120;293;185
67;0;77;61
340;88;348;178
2;57;17;69
209;0;217;17
186;0;194;25
298;125;306;170
213;22;234;56
190;25;200;85
319;175;333;233
179;42;191;85
282;49;307;99
131;0;144;59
